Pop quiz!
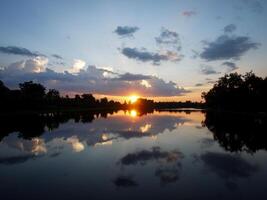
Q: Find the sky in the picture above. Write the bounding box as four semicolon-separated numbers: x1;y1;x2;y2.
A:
0;0;267;101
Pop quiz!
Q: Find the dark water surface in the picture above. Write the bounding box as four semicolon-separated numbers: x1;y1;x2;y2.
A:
0;110;267;200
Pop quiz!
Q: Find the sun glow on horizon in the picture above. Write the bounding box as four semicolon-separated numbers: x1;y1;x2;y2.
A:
129;95;139;103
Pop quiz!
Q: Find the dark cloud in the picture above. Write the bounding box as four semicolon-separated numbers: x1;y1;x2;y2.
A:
201;152;258;179
121;47;182;65
224;24;237;33
222;61;238;72
113;176;138;187
195;83;204;87
155;28;181;51
0;46;44;57
114;26;139;37
51;54;63;59
120;28;183;65
182;10;196;17
241;0;264;13
0;61;188;97
200;35;260;61
112;73;151;81
200;65;220;75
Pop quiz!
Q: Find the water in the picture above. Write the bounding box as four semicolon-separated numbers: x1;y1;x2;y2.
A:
0;110;267;200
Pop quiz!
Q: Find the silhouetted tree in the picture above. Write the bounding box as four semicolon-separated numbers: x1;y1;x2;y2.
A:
19;81;46;100
202;72;267;111
46;89;60;100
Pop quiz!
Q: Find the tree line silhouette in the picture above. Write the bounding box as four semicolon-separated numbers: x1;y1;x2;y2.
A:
0;80;124;111
202;72;267;112
0;80;202;112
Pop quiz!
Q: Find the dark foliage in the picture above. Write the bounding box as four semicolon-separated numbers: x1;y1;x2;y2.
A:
0;80;122;111
0;110;118;141
202;72;267;111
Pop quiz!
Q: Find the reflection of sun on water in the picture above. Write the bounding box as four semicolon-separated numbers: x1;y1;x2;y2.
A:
130;110;137;117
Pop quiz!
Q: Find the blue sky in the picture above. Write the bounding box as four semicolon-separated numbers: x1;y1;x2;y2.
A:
0;0;266;101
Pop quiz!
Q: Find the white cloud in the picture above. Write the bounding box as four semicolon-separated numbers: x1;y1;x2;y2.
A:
68;59;86;73
140;80;152;88
0;61;189;97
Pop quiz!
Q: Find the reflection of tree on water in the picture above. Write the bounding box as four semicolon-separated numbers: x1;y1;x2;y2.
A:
0;110;118;141
203;111;267;153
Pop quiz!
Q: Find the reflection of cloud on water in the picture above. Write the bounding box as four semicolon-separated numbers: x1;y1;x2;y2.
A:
118;146;183;166
201;152;258;179
155;166;181;184
140;123;152;133
1;134;47;155
195;151;259;191
0;112;193;164
0;154;43;165
66;136;85;152
40;113;191;149
31;138;47;154
113;175;138;188
116;147;184;185
199;138;215;149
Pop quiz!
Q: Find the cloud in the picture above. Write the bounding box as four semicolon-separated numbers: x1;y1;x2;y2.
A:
224;24;237;33
222;61;238;72
155;28;181;51
119;28;183;65
195;83;204;87
114;26;139;37
181;10;196;17
241;0;264;13
0;60;189;97
68;59;86;73
121;47;182;65
0;46;44;57
200;65;220;75
112;73;151;81
51;54;63;59
1;56;48;74
200;35;260;61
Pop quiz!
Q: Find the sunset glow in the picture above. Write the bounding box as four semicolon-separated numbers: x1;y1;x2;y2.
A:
129;95;139;103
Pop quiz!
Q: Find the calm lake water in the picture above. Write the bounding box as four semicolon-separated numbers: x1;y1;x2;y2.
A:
0;110;267;200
